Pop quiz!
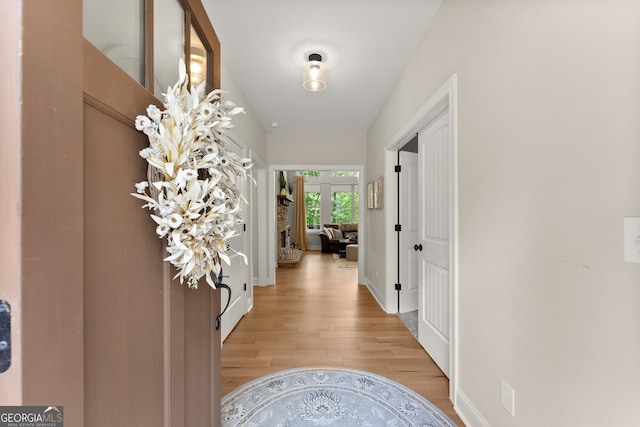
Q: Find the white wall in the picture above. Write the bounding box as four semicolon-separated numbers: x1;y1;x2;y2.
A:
266;132;366;165
221;61;268;287
221;61;267;161
367;1;640;426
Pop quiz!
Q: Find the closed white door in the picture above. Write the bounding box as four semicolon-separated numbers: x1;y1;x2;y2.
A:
399;151;419;313
220;138;249;342
418;110;451;377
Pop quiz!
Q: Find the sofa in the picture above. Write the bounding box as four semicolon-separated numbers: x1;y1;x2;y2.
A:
319;223;358;253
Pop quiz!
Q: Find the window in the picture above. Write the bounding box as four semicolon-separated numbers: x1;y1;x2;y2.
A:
189;25;208;90
83;0;145;84
301;171;359;228
84;0;218;98
305;191;321;229
330;171;359;177
154;0;185;97
331;188;358;223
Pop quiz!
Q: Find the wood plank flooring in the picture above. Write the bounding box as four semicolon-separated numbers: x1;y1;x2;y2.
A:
221;251;464;425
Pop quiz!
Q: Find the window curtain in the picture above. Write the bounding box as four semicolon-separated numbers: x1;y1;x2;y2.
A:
293;175;309;250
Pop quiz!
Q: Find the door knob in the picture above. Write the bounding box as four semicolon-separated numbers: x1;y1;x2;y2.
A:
414;244;423;251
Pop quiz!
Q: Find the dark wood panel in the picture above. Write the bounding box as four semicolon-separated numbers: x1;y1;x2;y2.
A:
82;1;222;425
19;0;85;424
83;103;165;427
83;40;160;125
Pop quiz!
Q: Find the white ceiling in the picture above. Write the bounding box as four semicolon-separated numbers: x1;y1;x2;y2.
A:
203;0;443;133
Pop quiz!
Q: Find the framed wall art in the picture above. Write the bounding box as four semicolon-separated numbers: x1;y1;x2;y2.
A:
373;177;383;209
368;177;384;209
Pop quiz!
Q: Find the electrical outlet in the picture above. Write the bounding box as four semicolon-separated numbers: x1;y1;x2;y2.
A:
500;379;515;417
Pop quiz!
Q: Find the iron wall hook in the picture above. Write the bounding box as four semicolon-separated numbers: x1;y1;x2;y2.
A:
215;284;232;331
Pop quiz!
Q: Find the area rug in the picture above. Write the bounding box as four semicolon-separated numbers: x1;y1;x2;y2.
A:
221;367;457;426
331;253;358;268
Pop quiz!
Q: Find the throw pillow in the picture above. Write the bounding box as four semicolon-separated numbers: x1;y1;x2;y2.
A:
323;227;334;239
332;228;344;239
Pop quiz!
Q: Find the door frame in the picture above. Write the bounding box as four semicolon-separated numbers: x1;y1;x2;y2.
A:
249;151;268;293
218;130;251;342
267;164;366;286
383;74;458;403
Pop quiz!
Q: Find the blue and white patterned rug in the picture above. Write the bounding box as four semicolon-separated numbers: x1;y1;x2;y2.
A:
221;367;457;426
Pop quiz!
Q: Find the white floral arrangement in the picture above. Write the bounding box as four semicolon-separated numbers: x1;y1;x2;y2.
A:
132;59;252;289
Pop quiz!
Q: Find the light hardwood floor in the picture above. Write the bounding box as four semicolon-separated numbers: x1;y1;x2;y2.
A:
221;251;464;425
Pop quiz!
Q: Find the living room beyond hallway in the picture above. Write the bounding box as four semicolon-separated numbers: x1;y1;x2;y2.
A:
220;251;464;425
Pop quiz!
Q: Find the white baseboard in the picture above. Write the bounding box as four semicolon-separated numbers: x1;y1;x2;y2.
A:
254;282;275;287
253;275;275;287
364;276;386;312
455;389;491;427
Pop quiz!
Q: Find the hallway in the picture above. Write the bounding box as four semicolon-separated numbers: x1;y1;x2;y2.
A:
221;251;463;425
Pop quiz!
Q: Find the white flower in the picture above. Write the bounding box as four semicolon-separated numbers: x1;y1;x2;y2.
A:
156;224;170;237
147;104;162;122
199;103;214;120
183;169;198;181
132;59;252;289
135;115;152;131
135;181;149;193
139;147;154;159
166;213;183;228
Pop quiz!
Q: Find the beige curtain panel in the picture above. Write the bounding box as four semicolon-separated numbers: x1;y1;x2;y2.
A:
293;175;309;250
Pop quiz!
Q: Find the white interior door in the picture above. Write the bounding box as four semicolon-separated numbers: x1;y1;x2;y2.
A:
399;151;419;313
220;138;249;342
418;110;451;377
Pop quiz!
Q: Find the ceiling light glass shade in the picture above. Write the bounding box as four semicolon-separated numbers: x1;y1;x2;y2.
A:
303;55;326;91
189;41;207;87
190;55;206;86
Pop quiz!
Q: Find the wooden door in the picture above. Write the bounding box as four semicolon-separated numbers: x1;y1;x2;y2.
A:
418;110;451;377
3;2;223;426
399;151;420;313
83;41;222;426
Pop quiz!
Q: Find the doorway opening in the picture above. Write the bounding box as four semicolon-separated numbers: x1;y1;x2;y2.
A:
267;165;366;286
396;136;419;314
383;74;459;403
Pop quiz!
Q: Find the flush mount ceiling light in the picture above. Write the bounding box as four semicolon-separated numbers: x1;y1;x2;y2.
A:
303;53;326;92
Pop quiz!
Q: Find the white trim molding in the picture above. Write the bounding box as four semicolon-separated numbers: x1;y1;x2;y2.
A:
455;389;491;427
250;156;270;287
364;276;386;311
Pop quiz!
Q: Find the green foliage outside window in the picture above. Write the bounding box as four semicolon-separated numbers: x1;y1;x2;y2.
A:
330;171;359;177
301;170;359;228
330;191;358;223
305;191;321;228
